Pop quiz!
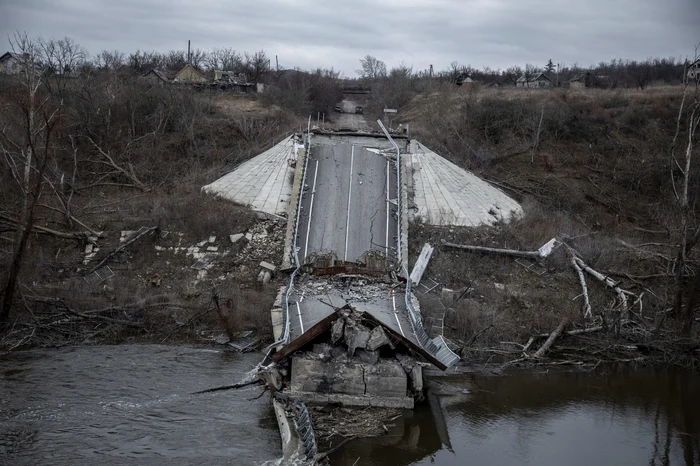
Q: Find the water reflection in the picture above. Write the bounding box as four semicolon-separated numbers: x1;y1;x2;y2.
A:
331;366;700;466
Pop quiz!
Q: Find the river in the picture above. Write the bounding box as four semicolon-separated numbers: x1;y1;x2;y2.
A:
1;345;699;465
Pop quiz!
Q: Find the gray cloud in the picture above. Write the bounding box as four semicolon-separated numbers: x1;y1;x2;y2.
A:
2;0;699;75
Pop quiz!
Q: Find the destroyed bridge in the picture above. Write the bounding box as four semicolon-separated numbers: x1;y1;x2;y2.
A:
203;104;523;410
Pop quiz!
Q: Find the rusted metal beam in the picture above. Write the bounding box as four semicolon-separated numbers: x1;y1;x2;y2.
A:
271;312;341;362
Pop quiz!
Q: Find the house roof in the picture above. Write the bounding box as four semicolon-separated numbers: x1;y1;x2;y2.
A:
174;63;207;81
517;72;551;82
570;72;591;82
0;52;16;62
143;69;170;82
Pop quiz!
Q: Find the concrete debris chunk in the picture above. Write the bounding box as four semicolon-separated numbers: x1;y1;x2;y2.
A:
396;353;416;374
331;318;345;344
229;233;244;244
366;325;391;351
344;321;371;357
260;261;278;274
356;349;379;365
245;232;253;241
258;270;272;285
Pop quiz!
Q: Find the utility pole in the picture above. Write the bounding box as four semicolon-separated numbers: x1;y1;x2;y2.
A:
187;40;191;64
276;55;279;71
429;64;433;78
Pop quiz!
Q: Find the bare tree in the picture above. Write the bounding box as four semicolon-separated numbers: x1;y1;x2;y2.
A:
357;55;387;80
127;50;165;73
523;63;540;85
206;47;242;71
94;49;125;70
502;66;523;86
670;45;700;334
189;48;207;69
0;32;63;327
243;50;270;82
39;36;88;74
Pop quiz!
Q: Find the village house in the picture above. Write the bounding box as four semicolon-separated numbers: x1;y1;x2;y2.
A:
569;71;593;89
173;63;208;84
455;73;474;88
687;58;700;82
516;72;552;88
142;69;170;85
0;52;23;74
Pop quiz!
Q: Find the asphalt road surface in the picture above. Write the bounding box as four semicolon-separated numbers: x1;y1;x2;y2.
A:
333;99;371;131
296;138;399;266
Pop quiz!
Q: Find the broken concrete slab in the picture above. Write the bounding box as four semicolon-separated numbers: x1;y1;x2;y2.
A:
410;243;434;286
406;140;522;226
229;233;244;244
202;136;296;217
260;261;278;274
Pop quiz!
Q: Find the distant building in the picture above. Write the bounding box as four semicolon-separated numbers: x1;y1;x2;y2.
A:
0;52;23;74
173;64;207;84
687;59;700;82
143;69;170;84
214;70;247;84
516;72;552;88
455;73;474;88
569;71;592;89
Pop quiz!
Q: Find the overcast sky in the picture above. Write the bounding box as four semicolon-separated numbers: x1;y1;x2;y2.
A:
2;0;699;75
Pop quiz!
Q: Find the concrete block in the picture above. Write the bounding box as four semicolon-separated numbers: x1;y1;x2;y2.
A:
366;325;391;351
344;322;371;357
290;358;364;396
260;261;278;274
257;270;271;284
364;361;408;398
229;233;244;244
410;365;423;393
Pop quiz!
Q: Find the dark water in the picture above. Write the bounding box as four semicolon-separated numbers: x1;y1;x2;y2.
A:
2;346;699;466
0;345;282;465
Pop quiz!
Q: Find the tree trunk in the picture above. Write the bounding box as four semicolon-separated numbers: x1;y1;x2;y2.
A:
1;152;47;328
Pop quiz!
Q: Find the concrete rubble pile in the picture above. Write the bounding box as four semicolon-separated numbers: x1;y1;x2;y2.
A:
282;309;425;409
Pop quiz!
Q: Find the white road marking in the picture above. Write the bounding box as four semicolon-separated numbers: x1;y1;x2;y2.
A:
392;292;405;337
303;160;319;261
297;291;305;334
344;145;354;261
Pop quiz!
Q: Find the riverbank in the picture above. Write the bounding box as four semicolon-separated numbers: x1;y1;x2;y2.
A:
398;86;700;370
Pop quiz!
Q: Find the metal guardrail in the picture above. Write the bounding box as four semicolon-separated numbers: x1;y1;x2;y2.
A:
271;117;312;349
376;120;401;266
378;122;459;369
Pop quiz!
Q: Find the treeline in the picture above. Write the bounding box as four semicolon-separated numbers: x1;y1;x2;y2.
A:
355;55;694;89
